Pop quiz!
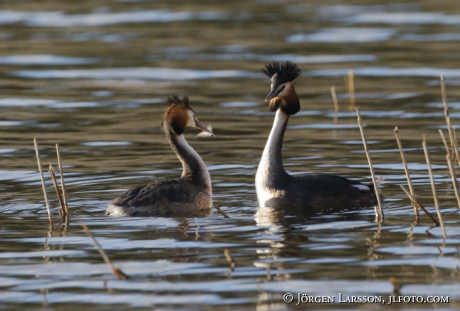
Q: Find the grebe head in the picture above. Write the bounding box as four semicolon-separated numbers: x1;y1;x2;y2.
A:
161;95;214;136
262;61;302;115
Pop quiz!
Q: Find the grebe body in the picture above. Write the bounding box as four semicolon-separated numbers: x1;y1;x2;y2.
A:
107;95;214;217
256;61;379;211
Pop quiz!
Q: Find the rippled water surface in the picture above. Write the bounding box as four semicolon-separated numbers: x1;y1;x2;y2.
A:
1;1;460;310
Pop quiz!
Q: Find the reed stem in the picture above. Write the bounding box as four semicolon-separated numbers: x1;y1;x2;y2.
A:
56;144;69;216
453;128;460;166
48;163;66;215
80;221;129;280
394;127;418;216
440;76;459;163
399;185;439;226
355;107;383;217
345;70;355;110
331;85;339;124
439;129;451;157
33;138;53;229
215;205;230;218
446;154;460;209
422;135;447;238
224;249;236;277
373;206;378;218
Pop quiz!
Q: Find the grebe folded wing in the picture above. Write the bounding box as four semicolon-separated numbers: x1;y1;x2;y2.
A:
107;179;210;216
260;173;378;210
289;174;376;205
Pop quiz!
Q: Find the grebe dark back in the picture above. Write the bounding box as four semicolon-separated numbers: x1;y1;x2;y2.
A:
255;61;380;211
107;95;214;217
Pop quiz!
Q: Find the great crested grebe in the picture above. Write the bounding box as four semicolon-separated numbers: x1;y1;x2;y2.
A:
255;61;379;211
107;95;214;217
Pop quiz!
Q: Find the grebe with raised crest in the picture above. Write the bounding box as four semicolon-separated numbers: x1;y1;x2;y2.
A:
255;61;380;211
107;95;214;217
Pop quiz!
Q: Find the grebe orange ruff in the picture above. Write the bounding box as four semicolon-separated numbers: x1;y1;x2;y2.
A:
107;95;214;217
255;61;380;211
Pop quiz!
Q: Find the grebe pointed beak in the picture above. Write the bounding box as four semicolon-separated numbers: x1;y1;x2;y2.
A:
194;119;215;137
265;88;282;102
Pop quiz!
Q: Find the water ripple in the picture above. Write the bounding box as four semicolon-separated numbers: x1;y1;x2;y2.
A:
13;67;257;80
401;33;460;42
16;66;459;81
346;12;460;26
287;28;397;43
0;54;97;65
151;52;377;64
308;67;460;78
0;10;230;27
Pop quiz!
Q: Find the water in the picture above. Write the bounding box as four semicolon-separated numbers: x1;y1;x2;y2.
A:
1;0;460;310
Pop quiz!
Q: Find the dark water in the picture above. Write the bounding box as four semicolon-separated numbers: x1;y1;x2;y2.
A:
1;1;460;310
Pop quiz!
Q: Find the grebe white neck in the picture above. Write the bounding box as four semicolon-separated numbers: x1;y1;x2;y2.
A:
256;109;290;206
169;133;212;194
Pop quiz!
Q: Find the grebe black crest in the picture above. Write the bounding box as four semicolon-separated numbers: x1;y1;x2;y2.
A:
107;95;214;217
256;61;381;212
262;61;301;115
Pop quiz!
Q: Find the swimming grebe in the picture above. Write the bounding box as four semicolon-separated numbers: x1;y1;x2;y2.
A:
255;61;379;211
107;95;214;217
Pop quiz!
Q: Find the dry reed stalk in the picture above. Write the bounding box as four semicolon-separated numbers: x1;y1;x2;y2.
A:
194;217;200;238
215;205;230;218
48;164;66;216
331;86;339;123
58;215;69;230
265;263;272;280
345;70;355;110
373;206;378;218
389;277;402;296
394;127;418;216
407;218;419;240
439;129;450;157
446;154;460;209
422;136;447;238
354;107;384;217
437;245;444;255
80;221;129;280
33;138;53;229
453;128;460;166
399;185;439;226
56;144;69;216
440;76;459;163
224;249;236;277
